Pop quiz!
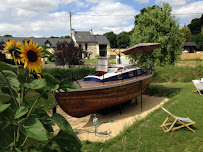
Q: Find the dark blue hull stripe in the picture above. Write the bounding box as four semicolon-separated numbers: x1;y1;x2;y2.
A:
84;70;147;83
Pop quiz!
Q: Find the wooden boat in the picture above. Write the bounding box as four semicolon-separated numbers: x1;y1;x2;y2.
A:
55;58;153;118
55;43;161;118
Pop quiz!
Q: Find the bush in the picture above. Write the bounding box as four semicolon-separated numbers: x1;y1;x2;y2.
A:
42;67;96;82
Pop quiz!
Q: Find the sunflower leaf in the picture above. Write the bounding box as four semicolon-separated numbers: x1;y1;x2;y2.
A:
0;61;16;71
41;73;59;91
2;70;20;90
51;113;82;152
24;79;46;90
14;106;28;119
20;117;48;141
0;101;11;113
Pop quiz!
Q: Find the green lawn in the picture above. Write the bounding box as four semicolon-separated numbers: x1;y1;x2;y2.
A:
82;83;203;152
1;64;203;151
84;59;116;65
176;60;203;67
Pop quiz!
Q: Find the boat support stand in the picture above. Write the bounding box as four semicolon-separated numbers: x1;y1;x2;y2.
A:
135;80;143;111
140;80;142;111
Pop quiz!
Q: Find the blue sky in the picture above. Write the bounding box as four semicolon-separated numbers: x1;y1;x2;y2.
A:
0;0;203;37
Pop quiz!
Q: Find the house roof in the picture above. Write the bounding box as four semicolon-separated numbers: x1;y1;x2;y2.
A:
95;35;110;45
184;42;197;47
75;32;96;43
74;31;110;44
0;37;71;47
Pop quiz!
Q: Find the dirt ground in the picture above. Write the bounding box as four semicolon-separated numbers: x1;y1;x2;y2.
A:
53;95;168;142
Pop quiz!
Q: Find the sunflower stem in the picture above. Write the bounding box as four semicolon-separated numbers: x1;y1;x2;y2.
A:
0;70;18;106
26;93;43;119
16;124;20;143
12;51;19;75
20;136;28;149
14;126;16;147
21;86;24;105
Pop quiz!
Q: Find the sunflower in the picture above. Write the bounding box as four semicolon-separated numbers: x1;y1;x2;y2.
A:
20;40;44;74
3;39;22;64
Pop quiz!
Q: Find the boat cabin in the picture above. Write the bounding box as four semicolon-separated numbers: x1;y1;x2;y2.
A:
84;57;147;83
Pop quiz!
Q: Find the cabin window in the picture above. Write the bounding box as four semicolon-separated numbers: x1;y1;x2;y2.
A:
79;44;82;49
129;71;134;77
118;74;123;80
137;69;141;75
85;43;88;50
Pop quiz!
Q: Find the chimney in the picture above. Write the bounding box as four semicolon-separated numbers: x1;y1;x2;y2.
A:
90;29;93;35
71;29;75;38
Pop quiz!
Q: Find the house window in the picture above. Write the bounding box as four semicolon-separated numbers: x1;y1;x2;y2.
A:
79;44;82;49
85;43;88;50
99;45;107;57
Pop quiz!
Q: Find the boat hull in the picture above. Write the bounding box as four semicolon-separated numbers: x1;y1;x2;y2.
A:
55;74;152;118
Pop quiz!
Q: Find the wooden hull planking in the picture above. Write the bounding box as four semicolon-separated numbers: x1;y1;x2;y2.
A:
55;75;152;118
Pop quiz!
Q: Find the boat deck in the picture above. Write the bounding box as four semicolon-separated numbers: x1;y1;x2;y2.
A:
74;73;151;88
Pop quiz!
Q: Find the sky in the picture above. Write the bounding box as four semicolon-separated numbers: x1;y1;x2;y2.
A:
0;0;203;38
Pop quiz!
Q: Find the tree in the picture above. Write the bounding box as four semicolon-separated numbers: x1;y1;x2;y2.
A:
54;40;83;66
0;40;6;62
188;14;203;35
116;31;131;48
189;33;203;51
181;24;192;42
130;3;184;66
104;31;117;48
3;34;13;37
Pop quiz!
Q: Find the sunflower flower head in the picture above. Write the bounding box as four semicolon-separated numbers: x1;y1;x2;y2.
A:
3;39;23;64
20;40;44;74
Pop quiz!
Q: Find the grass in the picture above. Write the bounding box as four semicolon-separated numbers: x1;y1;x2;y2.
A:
81;83;203;152
176;60;203;67
84;59;116;65
1;62;203;151
152;65;203;83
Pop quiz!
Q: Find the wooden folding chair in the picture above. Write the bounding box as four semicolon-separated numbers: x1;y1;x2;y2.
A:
192;80;203;95
160;107;196;133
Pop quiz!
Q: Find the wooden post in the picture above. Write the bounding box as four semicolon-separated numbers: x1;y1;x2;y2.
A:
140;80;142;111
69;11;72;38
120;104;122;115
52;106;56;115
121;70;123;82
103;74;104;85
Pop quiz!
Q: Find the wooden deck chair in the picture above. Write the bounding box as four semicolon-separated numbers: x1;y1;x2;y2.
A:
192;80;203;95
160;107;196;133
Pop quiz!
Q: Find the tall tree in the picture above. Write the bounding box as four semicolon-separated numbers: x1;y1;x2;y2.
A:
3;34;13;37
181;24;192;42
104;31;117;48
188;14;203;35
189;33;203;51
54;40;83;66
0;40;6;61
130;3;184;66
116;31;131;48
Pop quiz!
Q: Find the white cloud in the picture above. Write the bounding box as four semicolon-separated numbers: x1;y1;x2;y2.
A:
134;0;149;4
172;1;203;23
85;0;100;4
0;0;138;37
155;0;187;7
72;1;138;34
